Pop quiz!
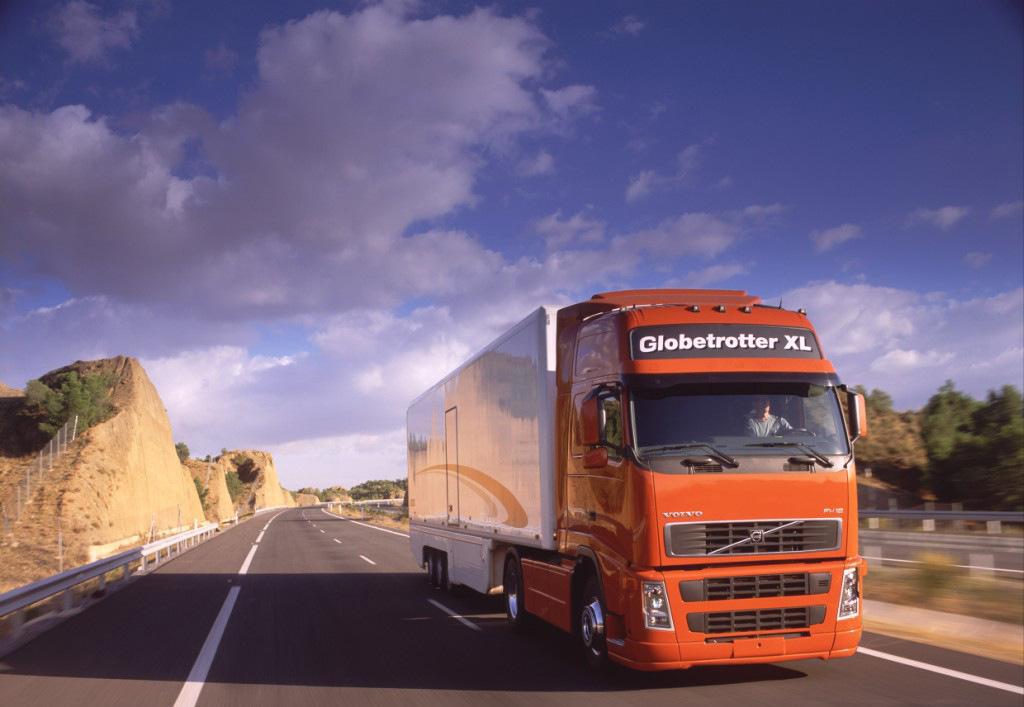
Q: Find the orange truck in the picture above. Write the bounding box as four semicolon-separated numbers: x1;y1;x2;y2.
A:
407;289;867;670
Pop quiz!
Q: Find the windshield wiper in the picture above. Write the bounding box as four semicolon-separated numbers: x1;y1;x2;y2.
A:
744;441;834;468
639;442;738;468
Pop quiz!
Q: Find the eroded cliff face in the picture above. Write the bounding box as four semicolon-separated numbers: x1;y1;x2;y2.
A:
0;357;205;590
294;493;320;506
210;450;296;513
186;459;235;524
57;357;205;560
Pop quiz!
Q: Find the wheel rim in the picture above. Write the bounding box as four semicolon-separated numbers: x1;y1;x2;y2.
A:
506;564;519;618
581;599;604;651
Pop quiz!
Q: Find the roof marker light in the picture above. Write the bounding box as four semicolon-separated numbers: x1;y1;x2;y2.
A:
798;308;807;315
689;305;700;313
740;306;752;314
714;305;726;313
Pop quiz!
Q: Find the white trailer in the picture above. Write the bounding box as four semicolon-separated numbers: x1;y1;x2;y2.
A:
407;307;557;593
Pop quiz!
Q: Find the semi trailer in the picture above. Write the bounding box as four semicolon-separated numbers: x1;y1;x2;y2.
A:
407;289;868;670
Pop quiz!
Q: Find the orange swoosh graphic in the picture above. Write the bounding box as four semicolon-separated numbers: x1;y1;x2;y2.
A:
416;463;529;528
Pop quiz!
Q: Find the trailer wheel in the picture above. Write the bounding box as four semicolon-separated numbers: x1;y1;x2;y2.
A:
579;574;608;670
503;554;529;630
427;551;440;588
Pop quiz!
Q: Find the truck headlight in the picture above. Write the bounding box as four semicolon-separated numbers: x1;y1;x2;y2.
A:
642;581;674;630
837;567;859;620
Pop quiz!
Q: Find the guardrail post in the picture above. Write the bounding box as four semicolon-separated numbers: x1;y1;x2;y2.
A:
61;589;73;612
98;573;106;594
10;609;24;638
922;502;935;532
986;520;1002;535
951;502;965;531
867;515;879;529
123;562;131;583
968;553;995;577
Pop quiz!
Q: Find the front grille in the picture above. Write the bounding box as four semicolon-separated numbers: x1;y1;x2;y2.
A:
687;606;826;634
680;572;832;602
665;519;840;557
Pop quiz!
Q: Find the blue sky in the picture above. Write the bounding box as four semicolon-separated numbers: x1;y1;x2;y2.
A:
1;1;1021;489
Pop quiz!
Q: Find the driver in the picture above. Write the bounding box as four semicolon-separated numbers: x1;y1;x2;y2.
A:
746;397;793;437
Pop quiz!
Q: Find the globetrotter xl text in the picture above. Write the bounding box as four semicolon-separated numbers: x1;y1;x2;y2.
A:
629;324;822;360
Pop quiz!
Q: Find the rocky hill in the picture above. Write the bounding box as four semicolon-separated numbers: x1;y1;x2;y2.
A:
0;357;204;591
186;458;235;524
294;493;320;506
209;450;295;514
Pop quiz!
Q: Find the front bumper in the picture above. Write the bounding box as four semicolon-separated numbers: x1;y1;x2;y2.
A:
608;557;865;671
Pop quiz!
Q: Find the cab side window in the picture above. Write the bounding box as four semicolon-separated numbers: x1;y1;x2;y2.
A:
599;392;623;461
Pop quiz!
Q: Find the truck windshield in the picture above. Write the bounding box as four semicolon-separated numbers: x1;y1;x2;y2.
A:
629;376;850;458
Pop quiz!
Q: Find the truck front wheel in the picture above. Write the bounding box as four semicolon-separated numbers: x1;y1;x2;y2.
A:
503;554;530;630
579;575;608;670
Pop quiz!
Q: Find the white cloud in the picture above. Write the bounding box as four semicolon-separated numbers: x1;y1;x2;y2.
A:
2;5;581;318
50;1;138;64
625;140;710;201
271;430;408;489
667;263;748;288
540;84;598;122
810;223;862;253
869;348;954;373
964;251;992;269
778;283;1024;408
534;210;605;249
517;150;554;176
611;15;645;36
740;203;786;220
991;201;1024;219
907;205;970;230
615;213;739;259
625;170;656;202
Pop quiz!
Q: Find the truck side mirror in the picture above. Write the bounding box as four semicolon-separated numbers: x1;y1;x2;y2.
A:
580;394;601;447
847;390;869;442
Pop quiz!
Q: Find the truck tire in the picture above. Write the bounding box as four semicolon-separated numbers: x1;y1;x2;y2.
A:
579;574;608;670
503;554;530;630
427;551;440;588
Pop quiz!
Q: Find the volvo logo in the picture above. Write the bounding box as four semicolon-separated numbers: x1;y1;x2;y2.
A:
749;529;765;544
663;511;703;519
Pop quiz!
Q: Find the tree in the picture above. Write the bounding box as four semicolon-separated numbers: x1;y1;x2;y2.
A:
175;442;190;463
225;471;245;504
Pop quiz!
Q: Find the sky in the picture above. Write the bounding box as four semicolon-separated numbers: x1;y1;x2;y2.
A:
0;0;1021;490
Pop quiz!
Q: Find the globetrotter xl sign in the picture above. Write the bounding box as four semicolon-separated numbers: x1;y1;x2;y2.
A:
630;324;822;360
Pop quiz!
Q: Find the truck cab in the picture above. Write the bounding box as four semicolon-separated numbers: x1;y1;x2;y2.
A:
554;289;867;670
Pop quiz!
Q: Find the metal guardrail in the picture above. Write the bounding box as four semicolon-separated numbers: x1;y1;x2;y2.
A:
0;523;218;625
859;510;1024;522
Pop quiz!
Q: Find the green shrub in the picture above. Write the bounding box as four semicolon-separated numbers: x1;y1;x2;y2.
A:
176;442;190;463
225;470;245;504
232;454;258;482
193;477;209;510
25;371;114;436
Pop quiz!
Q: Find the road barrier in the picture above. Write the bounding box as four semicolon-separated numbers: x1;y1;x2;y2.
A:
0;523;217;655
859;509;1023;534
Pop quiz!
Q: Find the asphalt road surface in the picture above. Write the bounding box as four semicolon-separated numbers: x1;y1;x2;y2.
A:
0;508;1021;706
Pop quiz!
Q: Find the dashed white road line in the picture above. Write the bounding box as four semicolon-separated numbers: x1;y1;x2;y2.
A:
359;554;377;566
173;586;241;707
319;508;409;538
320;529;325;534
857;646;1024;695
863;556;1024;575
426;599;482;632
333;538;342;544
174;510;287;707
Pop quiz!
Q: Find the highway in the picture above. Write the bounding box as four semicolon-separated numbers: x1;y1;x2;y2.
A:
0;508;1020;706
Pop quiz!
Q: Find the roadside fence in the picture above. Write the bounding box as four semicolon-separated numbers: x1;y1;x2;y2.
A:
0;416;79;536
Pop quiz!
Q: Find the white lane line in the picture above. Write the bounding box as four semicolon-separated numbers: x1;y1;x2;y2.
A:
239;544;258;575
318;506;409;537
857;646;1024;695
333;538;342;544
359;554;377;565
173;586;241;707
864;556;1024;575
320;529;325;534
255;531;265;544
426;599;482;632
